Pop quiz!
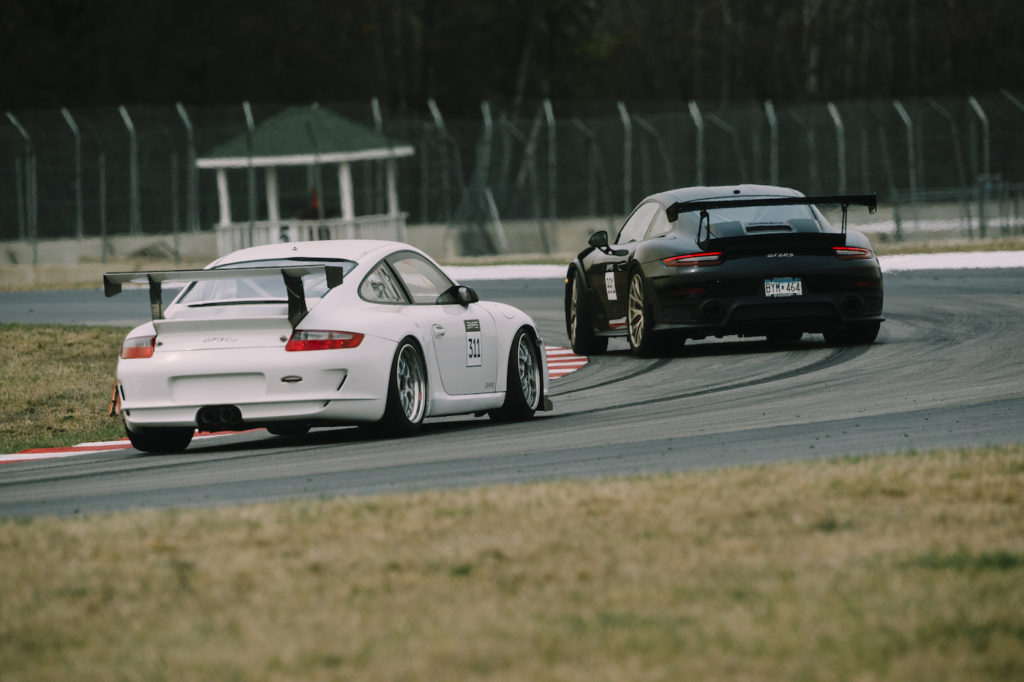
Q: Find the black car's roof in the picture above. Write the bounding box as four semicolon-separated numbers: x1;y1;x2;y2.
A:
645;184;805;207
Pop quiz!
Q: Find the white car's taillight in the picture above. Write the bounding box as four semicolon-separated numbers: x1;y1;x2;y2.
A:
663;251;724;267
833;246;873;260
121;335;156;359
285;330;364;351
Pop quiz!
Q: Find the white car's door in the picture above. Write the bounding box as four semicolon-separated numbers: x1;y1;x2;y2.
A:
385;252;499;395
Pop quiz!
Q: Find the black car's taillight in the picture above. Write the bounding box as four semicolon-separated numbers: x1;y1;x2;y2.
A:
833;246;873;260
663;251;724;267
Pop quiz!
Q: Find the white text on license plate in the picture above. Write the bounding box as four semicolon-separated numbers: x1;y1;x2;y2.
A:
764;277;803;297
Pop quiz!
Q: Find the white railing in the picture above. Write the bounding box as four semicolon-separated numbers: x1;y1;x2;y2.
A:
215;213;408;255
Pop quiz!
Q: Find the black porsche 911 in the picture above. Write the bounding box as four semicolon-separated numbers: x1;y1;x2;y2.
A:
565;184;884;356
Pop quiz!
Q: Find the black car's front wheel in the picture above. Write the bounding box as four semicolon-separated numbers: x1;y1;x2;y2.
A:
566;270;608;355
627;270;663;357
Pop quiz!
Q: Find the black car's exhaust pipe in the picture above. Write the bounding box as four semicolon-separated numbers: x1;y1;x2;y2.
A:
197;405;243;431
841;295;863;315
700;300;726;321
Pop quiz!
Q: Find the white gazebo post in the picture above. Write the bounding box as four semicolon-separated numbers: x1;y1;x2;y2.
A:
338;161;355;238
386;158;399;216
386;158;404;240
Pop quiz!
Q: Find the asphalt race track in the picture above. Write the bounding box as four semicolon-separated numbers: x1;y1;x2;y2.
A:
2;267;1023;517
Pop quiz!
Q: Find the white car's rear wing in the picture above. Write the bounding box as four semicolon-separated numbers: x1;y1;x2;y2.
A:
103;265;345;327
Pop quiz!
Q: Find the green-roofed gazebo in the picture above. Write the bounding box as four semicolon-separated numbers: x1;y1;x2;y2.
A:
197;105;414;254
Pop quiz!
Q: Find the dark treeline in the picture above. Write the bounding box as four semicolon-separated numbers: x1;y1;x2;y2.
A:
2;0;1022;116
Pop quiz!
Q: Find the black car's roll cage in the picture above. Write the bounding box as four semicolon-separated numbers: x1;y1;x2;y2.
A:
665;194;877;245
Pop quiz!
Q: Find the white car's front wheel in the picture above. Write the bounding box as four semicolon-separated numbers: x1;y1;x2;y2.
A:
490;328;541;421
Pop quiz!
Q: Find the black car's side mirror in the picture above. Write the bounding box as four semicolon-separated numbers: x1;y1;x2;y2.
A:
588;230;628;257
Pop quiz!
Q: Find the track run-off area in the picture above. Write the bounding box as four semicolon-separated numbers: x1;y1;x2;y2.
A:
1;251;1023;517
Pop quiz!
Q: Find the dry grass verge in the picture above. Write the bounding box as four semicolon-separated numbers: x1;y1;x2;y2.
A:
2;446;1022;681
0;324;128;453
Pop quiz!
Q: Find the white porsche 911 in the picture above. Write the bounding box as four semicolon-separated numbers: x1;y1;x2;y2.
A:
104;240;552;453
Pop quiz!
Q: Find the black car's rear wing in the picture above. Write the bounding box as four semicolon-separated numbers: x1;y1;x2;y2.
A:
666;194;877;244
103;265;345;327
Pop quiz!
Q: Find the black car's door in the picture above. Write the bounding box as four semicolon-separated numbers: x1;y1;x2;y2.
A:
586;202;660;325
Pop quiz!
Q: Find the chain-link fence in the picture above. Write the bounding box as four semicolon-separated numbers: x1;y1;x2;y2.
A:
3;92;1023;259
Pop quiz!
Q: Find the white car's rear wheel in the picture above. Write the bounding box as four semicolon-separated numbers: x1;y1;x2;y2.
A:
379;339;427;436
125;424;194;454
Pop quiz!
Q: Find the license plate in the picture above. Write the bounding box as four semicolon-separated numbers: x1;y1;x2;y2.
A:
764;277;803;297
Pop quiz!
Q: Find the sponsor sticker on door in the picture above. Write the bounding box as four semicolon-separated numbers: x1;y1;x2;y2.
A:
465;319;482;366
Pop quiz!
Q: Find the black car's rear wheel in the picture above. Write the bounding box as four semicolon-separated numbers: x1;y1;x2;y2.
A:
824;321;880;346
627;270;663;357
567;270;608;355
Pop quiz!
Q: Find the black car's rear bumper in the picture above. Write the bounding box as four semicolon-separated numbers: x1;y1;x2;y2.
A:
645;260;883;338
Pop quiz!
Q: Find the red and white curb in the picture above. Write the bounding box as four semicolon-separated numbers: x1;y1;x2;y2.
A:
1;346;590;463
546;346;589;380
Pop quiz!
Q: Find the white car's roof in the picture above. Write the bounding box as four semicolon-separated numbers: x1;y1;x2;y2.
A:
209;240;417;267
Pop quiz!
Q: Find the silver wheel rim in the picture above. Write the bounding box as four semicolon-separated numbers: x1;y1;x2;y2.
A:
396;344;426;423
516;334;540;410
628;274;645;348
569;279;579;346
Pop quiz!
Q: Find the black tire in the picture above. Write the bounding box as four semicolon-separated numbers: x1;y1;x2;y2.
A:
377;339;427;436
266;423;311;437
626;269;663;357
490;328;542;421
824;321;880;346
767;331;803;345
125;424;194;454
566;270;608;355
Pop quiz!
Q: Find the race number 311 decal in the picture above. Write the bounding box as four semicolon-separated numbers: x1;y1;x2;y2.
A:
465;319;482;367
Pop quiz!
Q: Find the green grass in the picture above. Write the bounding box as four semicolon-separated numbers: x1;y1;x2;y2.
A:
1;446;1022;680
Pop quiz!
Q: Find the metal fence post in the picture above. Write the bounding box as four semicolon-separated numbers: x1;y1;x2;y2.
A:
60;108;85;239
892;100;918;194
99;152;108;263
427;98;454;221
242;101;257;247
6;112;37;263
827;102;847;194
967;96;991;178
544;99;556;220
764;100;779;186
688;101;705;186
968;96;992;237
618;101;632;212
118;106;142;235
175;103;200;232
